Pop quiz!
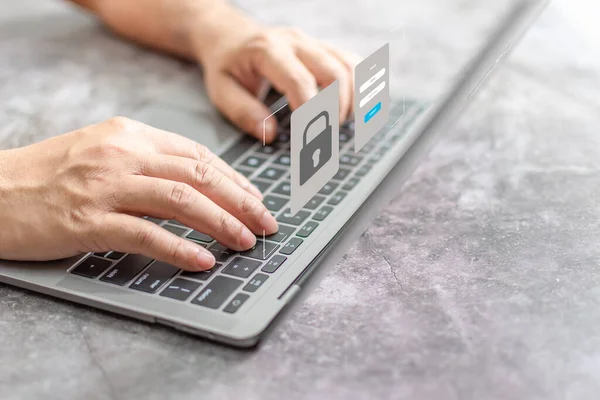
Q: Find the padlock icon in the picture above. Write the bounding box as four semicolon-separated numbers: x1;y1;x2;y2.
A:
299;111;333;185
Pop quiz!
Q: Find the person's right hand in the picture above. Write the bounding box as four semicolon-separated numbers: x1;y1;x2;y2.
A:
0;117;279;271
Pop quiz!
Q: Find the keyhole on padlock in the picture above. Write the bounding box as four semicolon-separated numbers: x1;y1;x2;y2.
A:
312;149;321;168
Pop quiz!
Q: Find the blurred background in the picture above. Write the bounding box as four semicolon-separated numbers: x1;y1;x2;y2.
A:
1;0;600;399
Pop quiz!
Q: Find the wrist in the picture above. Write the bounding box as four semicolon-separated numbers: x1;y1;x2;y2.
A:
185;1;262;66
0;150;16;253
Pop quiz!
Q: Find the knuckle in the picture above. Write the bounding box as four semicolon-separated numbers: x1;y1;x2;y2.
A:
252;32;277;48
288;27;305;38
288;73;317;91
194;162;222;190
134;226;156;249
238;193;262;216
194;143;215;164
168;182;196;210
166;238;186;263
216;211;239;236
105;116;138;133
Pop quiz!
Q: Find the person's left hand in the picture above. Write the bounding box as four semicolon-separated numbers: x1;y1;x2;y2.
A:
192;14;358;143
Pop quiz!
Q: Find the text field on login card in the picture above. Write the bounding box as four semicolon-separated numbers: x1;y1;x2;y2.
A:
359;81;386;108
359;67;386;94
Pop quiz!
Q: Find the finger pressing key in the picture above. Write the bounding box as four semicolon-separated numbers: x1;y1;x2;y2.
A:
101;214;216;271
142;125;264;199
118;176;259;252
137;154;279;235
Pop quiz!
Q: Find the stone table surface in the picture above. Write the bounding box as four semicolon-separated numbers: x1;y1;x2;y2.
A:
1;0;600;399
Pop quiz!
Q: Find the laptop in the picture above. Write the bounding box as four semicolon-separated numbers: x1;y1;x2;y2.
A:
0;0;548;347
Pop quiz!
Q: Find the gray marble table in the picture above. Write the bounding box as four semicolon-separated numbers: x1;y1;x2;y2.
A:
1;0;600;399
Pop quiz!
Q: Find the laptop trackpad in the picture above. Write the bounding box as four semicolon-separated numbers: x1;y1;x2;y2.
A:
132;104;242;156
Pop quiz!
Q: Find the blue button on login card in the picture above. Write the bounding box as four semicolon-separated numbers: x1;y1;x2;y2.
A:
364;102;382;123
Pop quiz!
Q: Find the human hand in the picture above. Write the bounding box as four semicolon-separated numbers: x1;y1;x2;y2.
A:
190;7;358;143
0;117;278;271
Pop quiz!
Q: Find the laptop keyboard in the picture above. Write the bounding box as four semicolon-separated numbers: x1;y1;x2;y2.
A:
70;100;424;314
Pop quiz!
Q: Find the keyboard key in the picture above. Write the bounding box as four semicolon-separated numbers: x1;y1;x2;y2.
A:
240;155;267;169
389;133;403;143
273;154;291;166
129;261;179;293
313;206;333;221
258;167;286;181
222;257;262;278
263;195;288;212
181;263;221;281
256;145;277;155
265;224;295;243
342;177;360;191
219;136;254;164
186;230;213;243
280;238;303;255
192;276;243;309
277;132;290;143
262;255;287;273
340;154;362;167
369;155;383;164
277;209;310;226
327;191;348;206
163;224;188;237
168;219;185;226
71;257;112;279
243;273;269;293
223;293;250;314
376;145;390;157
207;243;236;262
100;254;153;286
355;164;371;176
106;252;125;260
145;217;163;224
319;182;339;196
94;252;110;257
272;181;291;197
235;167;253;178
251;179;272;194
359;143;375;154
332;168;351;181
297;221;318;238
241;241;279;260
303;195;325;210
160;278;201;301
339;131;351;143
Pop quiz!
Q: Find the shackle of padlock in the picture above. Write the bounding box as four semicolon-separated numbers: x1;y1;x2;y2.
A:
302;111;330;146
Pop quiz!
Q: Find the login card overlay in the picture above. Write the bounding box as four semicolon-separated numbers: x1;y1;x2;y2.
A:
354;43;390;152
290;81;340;215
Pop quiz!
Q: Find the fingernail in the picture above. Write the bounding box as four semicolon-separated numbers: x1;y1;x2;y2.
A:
196;249;216;270
240;228;256;249
260;210;279;235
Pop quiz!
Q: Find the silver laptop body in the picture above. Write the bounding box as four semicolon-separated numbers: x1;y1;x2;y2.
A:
0;0;548;347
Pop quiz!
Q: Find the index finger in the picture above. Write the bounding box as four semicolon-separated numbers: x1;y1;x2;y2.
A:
251;44;319;110
139;124;264;199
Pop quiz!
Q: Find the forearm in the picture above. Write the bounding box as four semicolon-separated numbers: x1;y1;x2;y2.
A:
68;0;259;63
